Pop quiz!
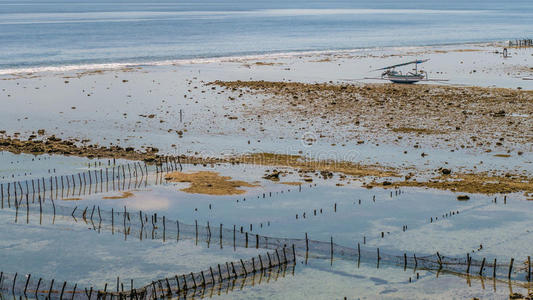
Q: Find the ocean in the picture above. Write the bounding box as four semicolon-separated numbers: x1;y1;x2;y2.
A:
0;0;532;73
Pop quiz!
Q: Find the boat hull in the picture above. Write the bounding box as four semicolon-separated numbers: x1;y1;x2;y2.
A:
384;74;424;84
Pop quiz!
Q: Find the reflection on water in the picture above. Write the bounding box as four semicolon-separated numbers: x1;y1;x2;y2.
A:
69;167;533;260
0;151;133;184
1;154;533;298
213;258;532;299
0;208;264;289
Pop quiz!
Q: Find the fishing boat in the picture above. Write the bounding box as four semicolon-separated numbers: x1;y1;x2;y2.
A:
376;59;429;84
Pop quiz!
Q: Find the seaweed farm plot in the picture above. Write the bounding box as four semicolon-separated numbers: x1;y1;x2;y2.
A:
213;258;532;299
0;156;297;299
0;151;133;184
0;156;165;205
0;198;291;299
1;155;533;299
2;181;532;299
50;163;533;262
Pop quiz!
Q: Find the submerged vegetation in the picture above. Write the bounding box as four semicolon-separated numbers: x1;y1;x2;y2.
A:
165;171;258;195
1;134;532;195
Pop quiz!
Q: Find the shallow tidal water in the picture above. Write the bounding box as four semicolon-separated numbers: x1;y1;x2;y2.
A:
1;1;532;298
211;258;530;300
1;0;533;73
0;151;133;183
1;153;532;298
0;207;265;288
58;162;533;261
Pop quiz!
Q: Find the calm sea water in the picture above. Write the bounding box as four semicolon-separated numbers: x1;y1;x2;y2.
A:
0;0;532;72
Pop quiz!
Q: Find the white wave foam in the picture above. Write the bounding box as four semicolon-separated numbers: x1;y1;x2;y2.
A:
0;42;487;76
0;48;371;75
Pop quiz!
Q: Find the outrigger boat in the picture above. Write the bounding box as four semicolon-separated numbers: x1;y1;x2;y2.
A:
375;59;429;84
344;59;448;83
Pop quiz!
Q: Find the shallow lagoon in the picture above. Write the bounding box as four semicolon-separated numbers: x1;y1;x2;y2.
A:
211;258;531;299
53;162;532;260
1;153;532;298
1;45;533;297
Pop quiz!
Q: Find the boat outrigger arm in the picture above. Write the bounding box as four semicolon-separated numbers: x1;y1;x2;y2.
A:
375;59;429;84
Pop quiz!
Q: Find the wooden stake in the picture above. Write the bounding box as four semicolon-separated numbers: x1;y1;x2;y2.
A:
220;224;223;248
191;272;197;289
24;273;31;296
330;236;334;261
174;275;180;293
210;266;215;284
111;208;114;233
195;220;198;242
466;254;471;274
35;278;42;298
200;271;206;286
47;279;54;299
305;232;309;253
190;272;197;288
177;220;180;242
60;281;67;300
252;257;256;272
240;259;248;276
182;274;188;290
527;256;531;281
231;262;237;278
259;254;264;270
163;215;166;241
493;258;497;278
71;283;77;300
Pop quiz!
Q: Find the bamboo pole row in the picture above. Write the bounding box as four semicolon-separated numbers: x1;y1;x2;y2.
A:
97;247;297;299
0;161;150;208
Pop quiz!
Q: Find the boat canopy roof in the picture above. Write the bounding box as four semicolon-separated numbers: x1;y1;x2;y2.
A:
374;59;429;71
